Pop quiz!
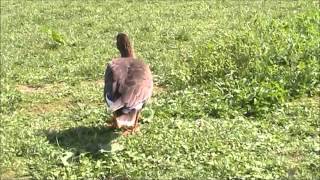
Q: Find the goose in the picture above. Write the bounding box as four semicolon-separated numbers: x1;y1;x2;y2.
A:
104;33;153;133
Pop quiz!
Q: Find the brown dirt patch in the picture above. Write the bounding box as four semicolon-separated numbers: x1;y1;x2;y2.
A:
95;79;104;87
16;83;65;94
16;84;44;93
153;85;167;95
23;98;71;115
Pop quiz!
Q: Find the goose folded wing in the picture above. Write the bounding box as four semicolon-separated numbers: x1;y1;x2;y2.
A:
104;62;126;112
104;59;153;112
120;61;153;109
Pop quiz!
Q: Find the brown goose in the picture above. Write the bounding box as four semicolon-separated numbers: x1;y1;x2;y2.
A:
104;33;153;131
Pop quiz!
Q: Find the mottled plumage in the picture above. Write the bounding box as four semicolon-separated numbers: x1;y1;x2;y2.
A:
104;33;153;129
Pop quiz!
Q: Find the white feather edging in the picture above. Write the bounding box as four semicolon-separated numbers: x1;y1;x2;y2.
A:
106;95;145;113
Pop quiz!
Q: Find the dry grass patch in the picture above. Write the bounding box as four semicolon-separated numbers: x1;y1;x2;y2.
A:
22;98;72;115
16;84;45;94
16;83;66;94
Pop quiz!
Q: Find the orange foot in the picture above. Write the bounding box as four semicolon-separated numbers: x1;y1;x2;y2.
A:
122;125;140;136
106;116;117;129
106;122;116;129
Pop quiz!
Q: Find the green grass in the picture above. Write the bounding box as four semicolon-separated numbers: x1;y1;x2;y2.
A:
1;0;319;179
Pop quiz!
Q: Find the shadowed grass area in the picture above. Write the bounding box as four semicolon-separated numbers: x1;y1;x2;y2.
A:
1;0;319;179
45;126;119;155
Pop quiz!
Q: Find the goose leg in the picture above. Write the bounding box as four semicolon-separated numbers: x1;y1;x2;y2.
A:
113;114;118;128
132;110;141;132
122;111;141;136
106;114;117;129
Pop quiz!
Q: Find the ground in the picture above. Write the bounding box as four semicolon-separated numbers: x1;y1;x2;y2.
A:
1;0;319;179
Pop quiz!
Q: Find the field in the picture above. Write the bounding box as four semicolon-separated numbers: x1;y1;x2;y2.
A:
1;0;319;179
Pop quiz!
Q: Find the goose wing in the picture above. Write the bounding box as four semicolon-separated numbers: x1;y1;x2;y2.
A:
104;58;153;112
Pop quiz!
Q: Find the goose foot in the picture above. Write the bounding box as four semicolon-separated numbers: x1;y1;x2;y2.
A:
122;125;140;136
106;115;117;129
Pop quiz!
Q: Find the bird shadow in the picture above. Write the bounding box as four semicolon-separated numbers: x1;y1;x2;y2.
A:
45;126;120;157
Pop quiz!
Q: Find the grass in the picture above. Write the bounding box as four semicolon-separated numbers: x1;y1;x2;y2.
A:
1;0;319;179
